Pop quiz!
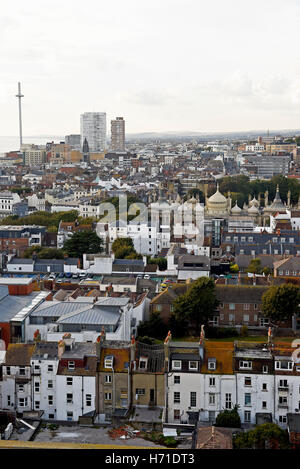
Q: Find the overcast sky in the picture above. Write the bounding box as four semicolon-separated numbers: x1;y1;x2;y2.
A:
1;0;300;136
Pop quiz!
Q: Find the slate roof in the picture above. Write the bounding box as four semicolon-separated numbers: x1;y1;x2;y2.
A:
5;343;36;366
31;342;59;360
216;285;268;303
136;341;165;373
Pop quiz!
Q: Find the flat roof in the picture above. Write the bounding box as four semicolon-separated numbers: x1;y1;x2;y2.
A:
0;277;34;285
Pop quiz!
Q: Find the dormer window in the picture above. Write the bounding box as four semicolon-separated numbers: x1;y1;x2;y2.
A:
68;361;75;371
139;357;148;370
172;360;182;370
239;361;252;370
275;360;293;371
189;361;198;371
104;356;114;369
208;358;216;370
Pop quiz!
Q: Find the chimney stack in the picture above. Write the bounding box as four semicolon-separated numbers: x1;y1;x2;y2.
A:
130;335;136;363
58;340;65;359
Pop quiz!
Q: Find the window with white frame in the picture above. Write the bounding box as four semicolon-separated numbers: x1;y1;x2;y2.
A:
174;376;180;384
209;377;216;386
225;394;232;409
139;357;148;370
66;377;73;386
18;384;24;393
239;361;252;370
189;361;198;371
105;392;112;401
243;304;250;310
86;394;92;406
18;397;28;407
48;395;53;406
244;411;251;423
34;382;40;392
135;388;145;395
172;360;182;370
279;415;287;423
209;393;215;405
244;377;251;386
208;359;216;370
105;375;112;384
245;393;251;406
174;392;180;403
66;393;73;404
48;365;53;372
229;303;235;310
48;380;53;389
190;392;196;407
263;365;268;374
68;361;75;371
275;361;293;371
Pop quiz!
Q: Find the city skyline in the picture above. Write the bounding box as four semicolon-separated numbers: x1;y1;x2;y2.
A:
1;0;300;136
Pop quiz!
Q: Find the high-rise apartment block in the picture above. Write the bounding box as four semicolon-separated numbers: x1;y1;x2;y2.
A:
80;112;106;153
65;134;81;149
110;117;125;151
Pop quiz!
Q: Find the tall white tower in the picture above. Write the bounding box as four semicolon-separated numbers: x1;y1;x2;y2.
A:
80;112;106;153
15;82;24;149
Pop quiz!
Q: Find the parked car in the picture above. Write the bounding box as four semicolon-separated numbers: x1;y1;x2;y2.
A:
79;273;87;278
58;273;65;278
72;273;79;279
144;274;150;279
65;272;72;279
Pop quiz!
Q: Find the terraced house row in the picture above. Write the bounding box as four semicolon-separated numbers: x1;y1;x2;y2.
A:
0;332;299;430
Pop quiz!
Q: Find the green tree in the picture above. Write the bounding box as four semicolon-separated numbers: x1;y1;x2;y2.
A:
112;237;142;259
215;405;241;428
230;263;239;273
23;246;65;259
63;231;103;258
172;277;219;335
112;237;134;252
246;258;262;274
262;283;300;322
233;423;290;449
137;312;169;339
148;257;167;271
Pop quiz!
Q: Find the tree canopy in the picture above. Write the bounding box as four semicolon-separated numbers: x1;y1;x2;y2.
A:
63;230;103;258
233;423;290;449
218;174;300;206
262;283;300;321
172;277;219;335
0;210;79;231
24;246;65;259
215;405;241;428
112;237;142;260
